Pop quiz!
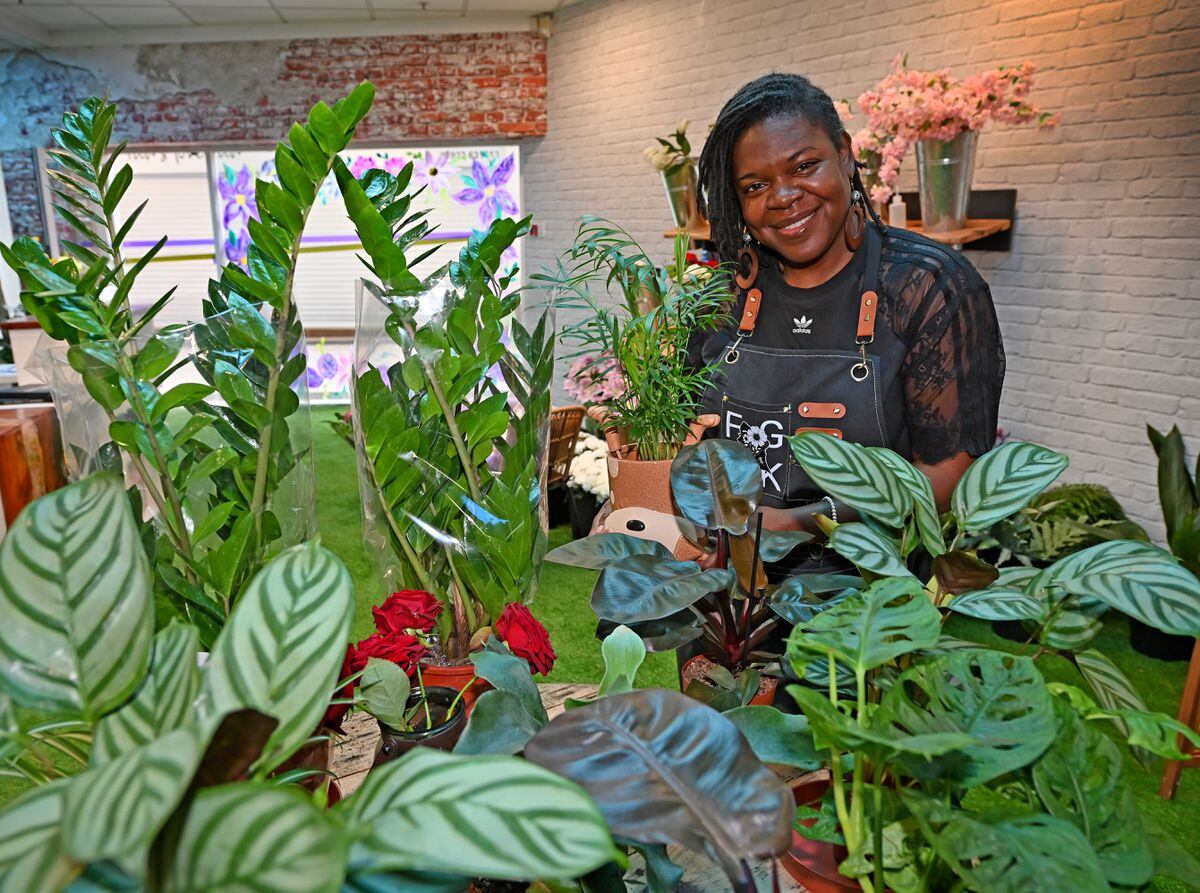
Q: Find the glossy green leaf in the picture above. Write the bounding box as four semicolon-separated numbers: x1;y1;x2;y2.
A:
591;556;734;624
200;542;354;766
92;623;200;766
827;522;914;579
952;441;1069;532
757;529;813;562
164;782;343;893
768;573;860;625
1043;539;1200;636
151;382;213;421
0;475;152;720
880;650;1057;786
669;440;763;535
524;689;792;885
787;577;939;675
790;432;910;527
546;532;671;569
724;706;821;770
359;658;412;729
339;748;617;880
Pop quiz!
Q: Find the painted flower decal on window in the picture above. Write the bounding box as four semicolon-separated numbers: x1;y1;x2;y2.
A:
453;155;517;227
224;228;249;269
413;150;451;196
348;154;378;180
218;164;257;228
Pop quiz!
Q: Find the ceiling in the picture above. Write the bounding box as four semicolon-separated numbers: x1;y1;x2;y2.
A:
0;0;583;48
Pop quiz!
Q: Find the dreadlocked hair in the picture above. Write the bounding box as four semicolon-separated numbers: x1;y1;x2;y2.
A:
698;72;886;268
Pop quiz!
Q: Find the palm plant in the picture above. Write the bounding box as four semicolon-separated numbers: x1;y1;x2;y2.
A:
537;217;729;461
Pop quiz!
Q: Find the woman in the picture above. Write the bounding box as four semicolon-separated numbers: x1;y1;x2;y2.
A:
694;73;1004;539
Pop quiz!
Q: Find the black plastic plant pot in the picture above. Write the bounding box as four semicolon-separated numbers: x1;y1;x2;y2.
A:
568;489;601;540
1129;619;1194;661
372;686;467;767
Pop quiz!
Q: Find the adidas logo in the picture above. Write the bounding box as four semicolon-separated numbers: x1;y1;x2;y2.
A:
792;315;813;335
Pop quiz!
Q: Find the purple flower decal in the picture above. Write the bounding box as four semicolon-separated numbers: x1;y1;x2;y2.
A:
316;351;341;380
453;154;518;226
383;155;409;176
306;364;325;388
225;228;249;269
349;155;378;180
413;150;451;196
218;165;257;228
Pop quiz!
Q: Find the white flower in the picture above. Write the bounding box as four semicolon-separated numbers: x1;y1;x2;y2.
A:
675;118;690;136
569;437;611;499
743;425;769;450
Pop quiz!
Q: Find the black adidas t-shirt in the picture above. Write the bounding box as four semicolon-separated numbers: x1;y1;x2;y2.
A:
692;227;1005;464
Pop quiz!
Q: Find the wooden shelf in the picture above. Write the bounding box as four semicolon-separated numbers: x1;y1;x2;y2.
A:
665;218;1010;247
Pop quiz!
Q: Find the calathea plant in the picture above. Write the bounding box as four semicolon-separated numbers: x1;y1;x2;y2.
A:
453;626;795;893
728;433;1200;893
0;475;617;892
338;159;554;661
0;84;377;644
548;439;812;698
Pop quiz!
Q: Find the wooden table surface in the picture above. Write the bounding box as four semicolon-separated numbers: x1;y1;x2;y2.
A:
332;683;808;892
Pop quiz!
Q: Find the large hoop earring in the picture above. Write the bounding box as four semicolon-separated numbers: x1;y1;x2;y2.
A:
735;241;760;290
844;189;866;251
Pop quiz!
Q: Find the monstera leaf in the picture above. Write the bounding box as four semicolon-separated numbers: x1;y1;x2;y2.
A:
1042;539;1200;637
906;794;1108;893
789;433;911;528
1032;706;1153;888
879;650;1057;787
0;475;152;721
787;578;941;675
951;441;1069;532
338;749;617;881
669;440;763;535
591;556;734;624
200;542;354;767
523;689;792;890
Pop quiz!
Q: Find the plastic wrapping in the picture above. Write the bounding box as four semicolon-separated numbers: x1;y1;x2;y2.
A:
351;275;554;661
26;304;316;560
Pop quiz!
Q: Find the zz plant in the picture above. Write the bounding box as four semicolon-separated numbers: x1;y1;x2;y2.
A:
338;160;554;661
0;476;618;892
739;433;1200;893
0;85;378;643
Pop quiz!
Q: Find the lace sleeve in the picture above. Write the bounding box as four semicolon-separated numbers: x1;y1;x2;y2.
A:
891;251;1005;465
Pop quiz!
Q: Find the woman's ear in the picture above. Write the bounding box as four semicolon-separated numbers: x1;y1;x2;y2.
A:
840;130;855;178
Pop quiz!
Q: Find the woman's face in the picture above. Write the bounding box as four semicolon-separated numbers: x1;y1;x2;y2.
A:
732;112;854;268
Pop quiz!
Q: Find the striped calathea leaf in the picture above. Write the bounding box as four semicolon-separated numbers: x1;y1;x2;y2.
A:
0;474;152;722
865;446;946;557
789;432;911;528
951;441;1069;533
0;780;80;893
199;541;354;769
338;748;618;882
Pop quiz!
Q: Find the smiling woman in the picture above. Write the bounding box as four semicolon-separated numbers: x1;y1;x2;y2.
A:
693;73;1004;572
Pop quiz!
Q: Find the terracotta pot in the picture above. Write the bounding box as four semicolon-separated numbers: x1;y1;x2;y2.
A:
778;777;861;893
608;449;675;514
373;686;468;767
680;655;779;706
419;660;492;713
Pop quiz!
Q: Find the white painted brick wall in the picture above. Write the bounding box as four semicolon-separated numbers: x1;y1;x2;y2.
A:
523;0;1200;535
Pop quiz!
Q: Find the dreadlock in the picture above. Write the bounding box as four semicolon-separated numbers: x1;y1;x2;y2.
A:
698;72;885;267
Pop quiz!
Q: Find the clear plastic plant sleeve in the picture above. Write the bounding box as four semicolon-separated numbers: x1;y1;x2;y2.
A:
351;275;555;658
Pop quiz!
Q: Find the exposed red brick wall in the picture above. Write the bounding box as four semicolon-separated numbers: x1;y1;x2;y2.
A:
2;31;547;243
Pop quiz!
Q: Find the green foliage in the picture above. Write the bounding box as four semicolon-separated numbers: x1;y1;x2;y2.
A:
669;438;762;535
0;87;377;646
343;173;553;659
1149;424;1200;575
537;217;729;460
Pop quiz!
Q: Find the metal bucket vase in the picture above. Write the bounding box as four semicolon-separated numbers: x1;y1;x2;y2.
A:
661;162;700;230
915;129;978;232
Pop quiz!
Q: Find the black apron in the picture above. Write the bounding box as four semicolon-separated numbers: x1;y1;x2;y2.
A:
699;226;911;572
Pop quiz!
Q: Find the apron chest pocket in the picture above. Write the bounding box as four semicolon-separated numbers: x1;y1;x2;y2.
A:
720;394;793;502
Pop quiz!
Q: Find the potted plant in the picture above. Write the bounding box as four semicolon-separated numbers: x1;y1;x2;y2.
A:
536;218;727;520
0;86;376;644
0;474;620;892
566;432;609;537
721;432;1200;892
642;119;701;230
547;439;813;706
337;160;556;693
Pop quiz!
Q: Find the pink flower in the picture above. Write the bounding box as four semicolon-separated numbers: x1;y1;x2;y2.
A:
564;353;626;405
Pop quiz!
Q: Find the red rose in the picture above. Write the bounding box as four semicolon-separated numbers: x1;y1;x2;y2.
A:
351;631;428;679
373;590;443;635
322;644;357;732
495;603;556;676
